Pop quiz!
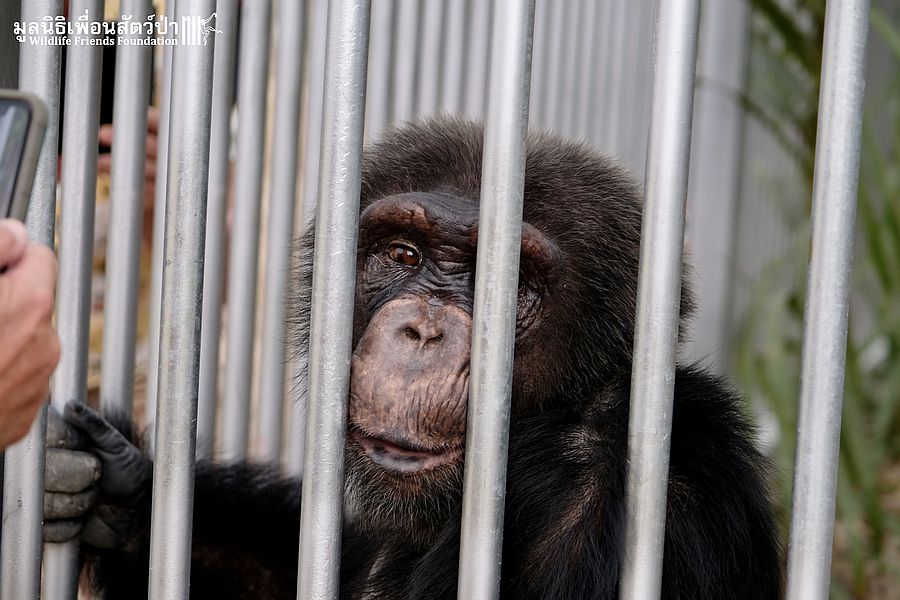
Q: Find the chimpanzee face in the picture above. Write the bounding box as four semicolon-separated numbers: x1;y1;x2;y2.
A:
343;192;559;540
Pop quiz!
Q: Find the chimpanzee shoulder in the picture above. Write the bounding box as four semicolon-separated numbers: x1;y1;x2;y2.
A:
492;366;781;600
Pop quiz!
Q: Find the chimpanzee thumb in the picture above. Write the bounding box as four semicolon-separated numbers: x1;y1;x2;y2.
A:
63;400;151;502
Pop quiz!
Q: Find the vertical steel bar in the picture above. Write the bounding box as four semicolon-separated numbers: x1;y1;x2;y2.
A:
617;0;649;173
147;1;216;597
295;0;370;597
100;0;154;416
221;0;273;461
415;0;443;116
145;0;176;436
683;0;751;369
587;0;613;144
41;2;105;597
625;0;655;175
196;0;239;460
785;1;871;598
539;0;563;128
439;0;466;115
391;0;418;123
612;1;637;156
0;2;62;598
298;0;329;224
364;0;393;141
457;1;535;598
526;0;548;130
463;0;492;119
284;0;331;475
571;0;599;138
618;1;700;599
556;0;582;135
603;0;627;153
257;0;307;463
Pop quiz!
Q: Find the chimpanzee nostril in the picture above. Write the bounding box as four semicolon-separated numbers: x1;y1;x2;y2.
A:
400;324;444;346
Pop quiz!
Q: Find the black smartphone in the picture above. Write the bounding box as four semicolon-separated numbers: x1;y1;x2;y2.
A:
0;90;48;221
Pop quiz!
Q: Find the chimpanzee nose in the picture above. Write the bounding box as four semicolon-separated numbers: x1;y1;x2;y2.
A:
358;297;470;357
399;322;445;347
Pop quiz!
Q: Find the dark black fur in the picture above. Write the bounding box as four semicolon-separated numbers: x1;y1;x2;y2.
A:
81;118;781;599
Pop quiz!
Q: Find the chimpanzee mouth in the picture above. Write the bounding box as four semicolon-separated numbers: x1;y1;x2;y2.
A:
350;430;462;474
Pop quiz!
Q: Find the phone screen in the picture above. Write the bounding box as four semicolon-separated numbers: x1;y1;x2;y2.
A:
0;99;33;218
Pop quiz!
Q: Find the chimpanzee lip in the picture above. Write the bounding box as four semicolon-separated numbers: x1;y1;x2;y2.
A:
349;429;462;474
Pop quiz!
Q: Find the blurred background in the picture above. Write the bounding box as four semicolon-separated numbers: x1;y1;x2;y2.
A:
1;0;898;597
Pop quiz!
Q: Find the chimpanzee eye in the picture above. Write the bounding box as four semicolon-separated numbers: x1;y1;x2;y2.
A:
386;241;421;267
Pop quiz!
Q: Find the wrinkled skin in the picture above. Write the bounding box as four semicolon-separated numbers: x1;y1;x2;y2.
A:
43;403;151;549
43;118;782;600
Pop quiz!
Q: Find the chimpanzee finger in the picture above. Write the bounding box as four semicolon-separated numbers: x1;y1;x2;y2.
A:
43;520;84;543
45;448;101;493
63;400;131;457
44;488;99;520
45;406;86;450
63;400;151;500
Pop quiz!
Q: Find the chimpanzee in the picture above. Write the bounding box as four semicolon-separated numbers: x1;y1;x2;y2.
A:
43;118;782;599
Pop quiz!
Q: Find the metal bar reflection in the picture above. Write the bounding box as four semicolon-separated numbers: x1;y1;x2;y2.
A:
457;1;536;598
785;1;871;598
197;0;239;460
221;0;273;461
0;2;63;598
146;1;216;596
618;1;700;599
295;0;371;597
145;0;176;439
100;0;153;416
257;0;307;463
42;2;105;596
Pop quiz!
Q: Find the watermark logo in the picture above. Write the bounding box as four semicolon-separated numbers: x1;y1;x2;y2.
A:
182;13;223;46
13;10;221;47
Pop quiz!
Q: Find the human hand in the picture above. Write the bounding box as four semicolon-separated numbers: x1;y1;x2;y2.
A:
0;219;59;449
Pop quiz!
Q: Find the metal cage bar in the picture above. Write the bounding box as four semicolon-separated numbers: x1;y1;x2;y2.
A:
619;1;700;599
415;0;444;116
100;0;154;416
145;0;176;437
296;0;371;597
456;1;536;598
462;0;492;119
284;0;331;475
391;0;418;123
556;0;582;135
571;0;600;137
43;2;106;597
785;0;871;598
439;0;466;115
256;0;307;463
146;1;217;596
197;0;239;460
298;0;329;224
526;0;548;130
0;2;63;598
364;0;393;141
603;1;628;154
538;0;563;127
221;0;273;461
587;0;614;144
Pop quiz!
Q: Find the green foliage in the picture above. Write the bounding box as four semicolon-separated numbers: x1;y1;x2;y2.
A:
736;1;900;597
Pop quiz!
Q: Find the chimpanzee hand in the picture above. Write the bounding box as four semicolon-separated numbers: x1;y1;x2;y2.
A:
43;401;152;549
43;404;99;542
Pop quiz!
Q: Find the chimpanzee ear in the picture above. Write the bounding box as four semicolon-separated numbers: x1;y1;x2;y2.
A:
519;222;562;286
